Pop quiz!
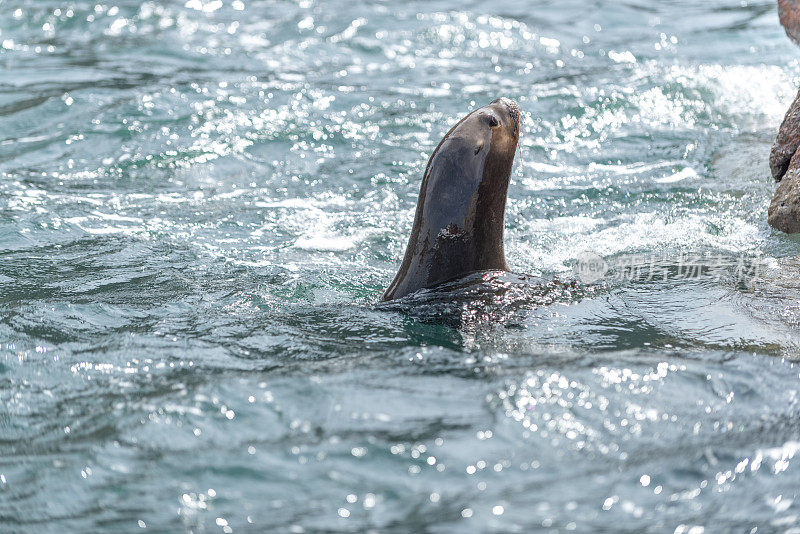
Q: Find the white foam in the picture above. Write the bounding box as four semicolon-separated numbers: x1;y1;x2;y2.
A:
654;167;698;183
294;234;356;251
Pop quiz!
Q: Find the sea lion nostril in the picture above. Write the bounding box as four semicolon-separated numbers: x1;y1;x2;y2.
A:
505;99;520;126
492;97;520;128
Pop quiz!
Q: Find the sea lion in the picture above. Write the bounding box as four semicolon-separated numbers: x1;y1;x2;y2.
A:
382;97;521;301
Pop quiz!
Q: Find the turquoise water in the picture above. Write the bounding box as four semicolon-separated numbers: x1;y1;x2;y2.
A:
4;0;800;531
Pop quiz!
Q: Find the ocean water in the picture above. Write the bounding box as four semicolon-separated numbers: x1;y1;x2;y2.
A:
3;0;800;532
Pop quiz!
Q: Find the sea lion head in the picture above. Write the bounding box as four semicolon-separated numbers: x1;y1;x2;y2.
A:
383;97;521;301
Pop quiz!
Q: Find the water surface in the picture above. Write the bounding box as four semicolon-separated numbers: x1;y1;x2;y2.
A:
3;0;800;532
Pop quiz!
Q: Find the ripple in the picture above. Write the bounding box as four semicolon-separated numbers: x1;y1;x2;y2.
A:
3;0;800;532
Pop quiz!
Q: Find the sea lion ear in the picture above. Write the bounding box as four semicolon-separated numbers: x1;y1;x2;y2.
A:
474;140;484;155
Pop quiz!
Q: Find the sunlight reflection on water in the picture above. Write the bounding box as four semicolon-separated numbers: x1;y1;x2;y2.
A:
3;0;800;532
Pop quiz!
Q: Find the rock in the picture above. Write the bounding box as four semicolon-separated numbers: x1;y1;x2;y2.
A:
769;88;800;233
769;1;800;233
770;88;800;182
769;168;800;233
780;0;800;45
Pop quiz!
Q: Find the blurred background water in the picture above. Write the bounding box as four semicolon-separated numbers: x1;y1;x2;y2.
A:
3;0;800;532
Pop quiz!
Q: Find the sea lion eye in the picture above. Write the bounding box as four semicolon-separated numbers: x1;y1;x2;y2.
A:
487;115;499;128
